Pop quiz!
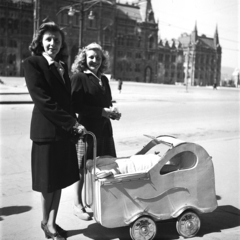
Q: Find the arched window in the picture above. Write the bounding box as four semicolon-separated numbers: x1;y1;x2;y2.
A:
147;10;154;23
148;35;154;49
0;52;3;63
103;28;111;44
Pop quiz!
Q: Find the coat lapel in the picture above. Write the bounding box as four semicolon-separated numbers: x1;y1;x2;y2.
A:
88;74;105;92
49;64;68;89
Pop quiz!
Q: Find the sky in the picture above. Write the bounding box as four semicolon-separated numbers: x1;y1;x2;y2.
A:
121;0;239;69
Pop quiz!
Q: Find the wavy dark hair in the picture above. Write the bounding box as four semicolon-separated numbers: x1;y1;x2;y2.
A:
29;21;68;62
71;42;109;75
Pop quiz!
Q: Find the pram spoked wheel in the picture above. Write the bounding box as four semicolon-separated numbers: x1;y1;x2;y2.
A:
176;210;201;238
129;216;157;240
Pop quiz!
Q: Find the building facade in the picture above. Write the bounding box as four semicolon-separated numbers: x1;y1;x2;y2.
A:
0;0;221;86
0;0;33;76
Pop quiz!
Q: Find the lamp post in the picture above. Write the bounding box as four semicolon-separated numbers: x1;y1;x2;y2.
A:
184;45;190;92
33;0;40;38
57;0;112;49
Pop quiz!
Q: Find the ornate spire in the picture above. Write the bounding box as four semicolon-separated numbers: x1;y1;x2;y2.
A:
214;24;220;48
191;21;198;43
138;0;155;23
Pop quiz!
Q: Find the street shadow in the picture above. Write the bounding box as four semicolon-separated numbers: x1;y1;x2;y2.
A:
67;205;240;239
198;205;240;237
0;205;32;221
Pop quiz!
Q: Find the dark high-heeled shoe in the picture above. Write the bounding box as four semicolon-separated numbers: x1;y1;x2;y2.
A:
41;222;67;237
43;225;66;240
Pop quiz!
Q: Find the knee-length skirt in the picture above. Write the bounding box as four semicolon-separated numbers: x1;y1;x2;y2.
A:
31;140;80;193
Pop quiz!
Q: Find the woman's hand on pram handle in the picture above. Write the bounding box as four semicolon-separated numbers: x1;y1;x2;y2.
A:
73;121;87;137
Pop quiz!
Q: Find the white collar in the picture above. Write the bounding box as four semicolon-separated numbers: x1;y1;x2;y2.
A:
84;69;104;86
84;69;103;80
42;52;64;66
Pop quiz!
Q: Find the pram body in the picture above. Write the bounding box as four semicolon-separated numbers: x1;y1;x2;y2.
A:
83;132;217;239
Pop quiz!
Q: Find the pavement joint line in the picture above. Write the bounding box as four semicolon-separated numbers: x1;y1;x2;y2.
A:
0;92;29;95
0;101;33;104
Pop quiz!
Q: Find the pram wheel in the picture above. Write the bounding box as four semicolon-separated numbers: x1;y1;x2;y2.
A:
129;216;157;240
176;210;201;238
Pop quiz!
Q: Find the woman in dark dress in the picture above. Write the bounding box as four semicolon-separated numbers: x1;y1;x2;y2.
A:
71;43;121;220
23;22;85;240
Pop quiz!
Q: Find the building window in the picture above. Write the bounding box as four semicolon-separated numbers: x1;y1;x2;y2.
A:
0;39;4;47
72;14;79;26
135;63;141;72
57;12;63;25
136;52;141;59
171;55;176;62
8;39;17;48
137;36;141;47
7;53;16;64
0;52;3;63
165;55;170;62
117;36;124;46
117;62;123;71
148;36;154;49
127;52;132;58
126;62;132;72
158;54;163;62
118;51;124;57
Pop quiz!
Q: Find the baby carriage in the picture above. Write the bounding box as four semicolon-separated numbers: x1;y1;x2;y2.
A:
82;132;217;240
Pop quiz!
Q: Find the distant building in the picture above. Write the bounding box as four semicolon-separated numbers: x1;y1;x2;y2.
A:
177;23;222;86
232;68;240;87
0;0;222;86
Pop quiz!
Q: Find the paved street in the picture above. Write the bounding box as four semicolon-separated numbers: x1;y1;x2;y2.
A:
0;77;240;240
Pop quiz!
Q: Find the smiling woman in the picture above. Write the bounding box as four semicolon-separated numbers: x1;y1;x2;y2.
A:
70;42;122;220
42;31;63;59
23;21;86;240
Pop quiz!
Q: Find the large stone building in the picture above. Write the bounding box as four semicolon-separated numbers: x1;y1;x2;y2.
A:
0;0;33;76
0;0;221;86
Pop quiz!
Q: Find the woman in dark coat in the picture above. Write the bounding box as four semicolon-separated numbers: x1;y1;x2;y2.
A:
23;22;85;240
71;43;121;220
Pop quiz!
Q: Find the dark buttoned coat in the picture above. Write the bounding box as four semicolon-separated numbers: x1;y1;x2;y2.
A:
23;55;77;142
23;55;79;192
71;72;113;138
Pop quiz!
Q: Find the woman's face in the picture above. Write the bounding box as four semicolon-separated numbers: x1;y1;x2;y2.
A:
86;49;102;75
42;31;62;59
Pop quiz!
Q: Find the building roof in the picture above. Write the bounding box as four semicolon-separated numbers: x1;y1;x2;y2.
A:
178;33;217;50
199;36;215;49
116;4;142;22
116;0;156;23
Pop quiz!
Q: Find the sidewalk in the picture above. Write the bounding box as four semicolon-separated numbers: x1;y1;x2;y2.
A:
1;76;240;239
1;76;239;104
1;137;240;240
0;77;32;104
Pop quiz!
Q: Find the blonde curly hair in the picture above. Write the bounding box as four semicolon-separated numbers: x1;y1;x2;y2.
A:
71;42;109;74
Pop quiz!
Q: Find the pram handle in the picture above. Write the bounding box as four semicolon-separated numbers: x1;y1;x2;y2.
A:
83;131;97;208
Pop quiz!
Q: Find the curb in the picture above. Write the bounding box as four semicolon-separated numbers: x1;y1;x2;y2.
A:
0;101;33;104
